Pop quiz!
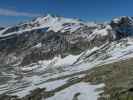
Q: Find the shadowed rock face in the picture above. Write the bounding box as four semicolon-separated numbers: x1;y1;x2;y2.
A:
110;16;133;39
0;27;4;31
0;25;109;65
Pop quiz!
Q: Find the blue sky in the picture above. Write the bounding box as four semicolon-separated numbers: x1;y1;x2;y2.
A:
0;0;132;26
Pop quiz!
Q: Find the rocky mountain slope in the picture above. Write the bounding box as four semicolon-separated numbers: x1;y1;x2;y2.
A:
0;15;133;100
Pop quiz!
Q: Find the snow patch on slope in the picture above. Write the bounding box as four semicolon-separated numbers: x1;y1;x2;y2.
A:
21;54;81;72
92;25;112;36
46;82;104;100
75;38;133;68
8;77;67;98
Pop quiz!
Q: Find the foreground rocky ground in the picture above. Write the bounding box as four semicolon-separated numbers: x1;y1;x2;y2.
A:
86;58;133;100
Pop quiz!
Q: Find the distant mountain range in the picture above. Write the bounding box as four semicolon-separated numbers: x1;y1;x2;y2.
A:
0;15;133;100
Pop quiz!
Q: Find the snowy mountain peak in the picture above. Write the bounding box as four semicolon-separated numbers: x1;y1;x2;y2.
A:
32;14;83;32
34;14;61;23
0;15;86;37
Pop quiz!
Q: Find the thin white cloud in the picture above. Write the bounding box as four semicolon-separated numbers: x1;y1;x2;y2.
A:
0;8;41;17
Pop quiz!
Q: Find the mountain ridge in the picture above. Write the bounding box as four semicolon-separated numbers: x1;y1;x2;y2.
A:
0;15;133;100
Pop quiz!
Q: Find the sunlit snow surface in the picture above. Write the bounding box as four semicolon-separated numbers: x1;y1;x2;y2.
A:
46;83;104;100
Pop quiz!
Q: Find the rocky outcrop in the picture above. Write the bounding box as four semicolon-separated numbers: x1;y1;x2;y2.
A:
110;16;133;39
